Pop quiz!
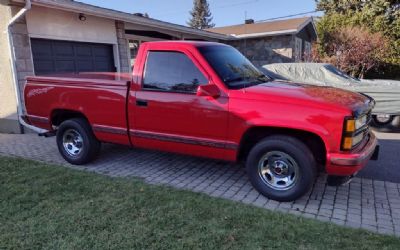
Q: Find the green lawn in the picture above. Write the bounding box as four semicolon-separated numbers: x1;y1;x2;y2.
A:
1;156;399;249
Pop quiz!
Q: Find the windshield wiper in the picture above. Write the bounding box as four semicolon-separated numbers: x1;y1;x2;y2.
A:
224;76;245;84
256;74;271;82
246;75;271;85
225;75;271;89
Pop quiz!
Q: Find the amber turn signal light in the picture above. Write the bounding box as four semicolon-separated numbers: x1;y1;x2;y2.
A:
342;136;353;150
345;119;356;133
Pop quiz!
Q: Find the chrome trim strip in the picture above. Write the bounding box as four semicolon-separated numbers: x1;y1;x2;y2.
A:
92;124;127;135
130;130;238;150
27;115;49;124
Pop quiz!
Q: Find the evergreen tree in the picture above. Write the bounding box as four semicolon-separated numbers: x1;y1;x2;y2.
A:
187;0;215;29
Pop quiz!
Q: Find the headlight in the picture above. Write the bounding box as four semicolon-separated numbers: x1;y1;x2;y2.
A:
344;116;367;133
355;116;367;130
342;115;368;150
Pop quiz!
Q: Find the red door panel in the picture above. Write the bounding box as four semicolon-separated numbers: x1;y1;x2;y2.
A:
128;45;235;160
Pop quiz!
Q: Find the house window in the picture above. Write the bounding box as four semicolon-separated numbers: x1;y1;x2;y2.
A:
129;40;141;66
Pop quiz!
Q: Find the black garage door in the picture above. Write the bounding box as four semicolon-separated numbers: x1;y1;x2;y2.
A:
31;38;116;75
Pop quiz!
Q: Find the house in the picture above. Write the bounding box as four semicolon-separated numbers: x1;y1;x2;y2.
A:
207;17;318;66
0;0;230;133
0;0;317;134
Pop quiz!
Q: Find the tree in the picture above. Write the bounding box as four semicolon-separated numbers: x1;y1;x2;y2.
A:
311;27;389;78
314;0;400;79
187;0;215;29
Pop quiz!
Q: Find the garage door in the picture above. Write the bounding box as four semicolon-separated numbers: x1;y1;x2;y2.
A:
31;38;116;75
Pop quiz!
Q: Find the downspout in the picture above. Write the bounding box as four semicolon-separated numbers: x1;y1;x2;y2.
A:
6;0;45;133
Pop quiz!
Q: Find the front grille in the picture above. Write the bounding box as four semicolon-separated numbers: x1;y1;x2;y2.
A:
351;110;372;150
355;110;372;149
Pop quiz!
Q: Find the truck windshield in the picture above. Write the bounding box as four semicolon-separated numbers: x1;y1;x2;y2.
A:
198;45;270;89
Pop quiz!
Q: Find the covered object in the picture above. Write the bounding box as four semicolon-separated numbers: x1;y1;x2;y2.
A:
262;63;400;115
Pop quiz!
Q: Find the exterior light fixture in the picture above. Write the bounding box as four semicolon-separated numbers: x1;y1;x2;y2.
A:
79;13;86;21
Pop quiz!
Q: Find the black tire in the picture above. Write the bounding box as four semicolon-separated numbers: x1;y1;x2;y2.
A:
56;118;101;165
246;135;317;202
372;114;394;127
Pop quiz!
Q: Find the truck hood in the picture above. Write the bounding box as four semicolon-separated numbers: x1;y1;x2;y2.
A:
230;81;373;115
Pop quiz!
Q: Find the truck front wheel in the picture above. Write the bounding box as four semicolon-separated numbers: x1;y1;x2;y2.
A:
246;135;317;202
56;118;101;165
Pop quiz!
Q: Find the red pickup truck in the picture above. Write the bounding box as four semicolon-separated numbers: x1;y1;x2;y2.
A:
24;41;379;201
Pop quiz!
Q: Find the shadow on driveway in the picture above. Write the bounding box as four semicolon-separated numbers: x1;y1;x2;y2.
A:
358;138;400;183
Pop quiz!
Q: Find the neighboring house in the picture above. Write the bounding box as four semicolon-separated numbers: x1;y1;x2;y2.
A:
207;17;317;66
0;0;317;134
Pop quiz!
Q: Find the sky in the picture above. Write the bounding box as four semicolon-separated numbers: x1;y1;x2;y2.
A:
78;0;322;27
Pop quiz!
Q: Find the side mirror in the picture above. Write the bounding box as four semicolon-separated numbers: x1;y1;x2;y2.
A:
196;84;220;98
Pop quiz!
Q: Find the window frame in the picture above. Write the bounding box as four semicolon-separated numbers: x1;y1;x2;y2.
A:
141;49;210;95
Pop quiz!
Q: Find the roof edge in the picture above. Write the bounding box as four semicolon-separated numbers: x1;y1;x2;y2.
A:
233;29;297;38
295;17;317;38
208;16;316;38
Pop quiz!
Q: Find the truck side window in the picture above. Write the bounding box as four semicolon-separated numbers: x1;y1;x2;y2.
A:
143;51;208;93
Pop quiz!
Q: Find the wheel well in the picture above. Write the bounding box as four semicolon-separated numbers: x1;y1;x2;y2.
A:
238;127;327;166
51;109;88;127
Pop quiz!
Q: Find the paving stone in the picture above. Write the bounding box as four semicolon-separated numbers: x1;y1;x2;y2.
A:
318;208;333;217
362;225;378;233
1;134;399;237
302;212;316;219
330;218;345;226
288;210;302;216
345;221;361;229
253;196;269;207
332;213;346;220
316;215;331;222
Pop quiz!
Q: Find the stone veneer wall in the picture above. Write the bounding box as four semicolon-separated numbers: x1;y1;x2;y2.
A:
115;21;131;73
9;12;35;113
228;35;294;67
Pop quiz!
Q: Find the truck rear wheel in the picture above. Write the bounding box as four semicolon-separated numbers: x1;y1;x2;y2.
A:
246;135;317;202
56;118;101;165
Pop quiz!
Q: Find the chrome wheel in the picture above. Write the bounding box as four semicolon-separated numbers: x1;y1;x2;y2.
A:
375;114;392;123
62;129;84;157
258;151;299;191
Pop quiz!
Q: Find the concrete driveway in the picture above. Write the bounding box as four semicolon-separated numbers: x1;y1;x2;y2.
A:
0;130;399;236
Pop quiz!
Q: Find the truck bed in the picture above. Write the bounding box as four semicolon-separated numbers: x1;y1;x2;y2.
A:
24;73;131;145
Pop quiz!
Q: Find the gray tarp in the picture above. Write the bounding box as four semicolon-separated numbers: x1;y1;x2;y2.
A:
261;63;400;115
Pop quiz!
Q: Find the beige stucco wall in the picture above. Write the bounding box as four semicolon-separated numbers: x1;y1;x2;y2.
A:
0;4;20;133
26;5;117;44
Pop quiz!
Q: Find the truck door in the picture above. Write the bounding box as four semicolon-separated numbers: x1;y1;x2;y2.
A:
129;48;235;160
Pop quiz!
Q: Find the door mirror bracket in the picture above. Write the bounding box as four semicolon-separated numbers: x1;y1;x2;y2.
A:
196;84;220;98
